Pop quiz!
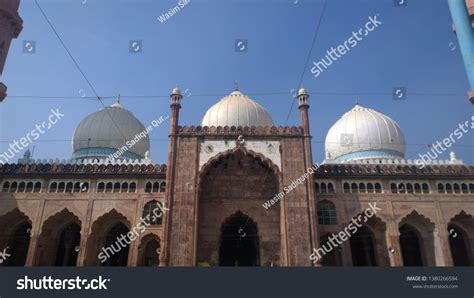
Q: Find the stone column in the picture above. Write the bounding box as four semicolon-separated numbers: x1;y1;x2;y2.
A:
76;197;94;266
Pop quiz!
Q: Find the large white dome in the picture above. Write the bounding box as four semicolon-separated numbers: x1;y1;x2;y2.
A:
72;103;150;160
325;104;405;162
201;91;273;127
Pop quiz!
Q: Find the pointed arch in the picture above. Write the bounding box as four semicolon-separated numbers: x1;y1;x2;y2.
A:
218;211;260;266
398;210;436;266
35;208;81;266
448;211;473;266
138;233;161;266
85;209;131;266
0;208;32;266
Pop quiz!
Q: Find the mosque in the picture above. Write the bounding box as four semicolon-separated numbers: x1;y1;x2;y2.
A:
0;0;473;267
0;86;472;267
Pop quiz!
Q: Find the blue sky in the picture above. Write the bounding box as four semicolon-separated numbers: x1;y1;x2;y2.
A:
1;0;473;165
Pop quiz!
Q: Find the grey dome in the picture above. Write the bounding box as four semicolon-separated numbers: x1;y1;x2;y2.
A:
325;104;405;162
72;103;150;160
201;91;273;127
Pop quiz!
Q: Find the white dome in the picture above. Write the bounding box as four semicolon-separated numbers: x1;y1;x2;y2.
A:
201;91;273;127
72;103;150;160
325;104;405;162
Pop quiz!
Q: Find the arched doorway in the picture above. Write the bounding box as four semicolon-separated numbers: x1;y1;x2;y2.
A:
399;224;423;266
35;209;81;266
447;211;473;266
219;211;260;266
102;222;130;266
0;209;32;267
85;209;131;266
138;234;160;266
350;225;377;266
4;222;31;266
197;149;280;266
54;223;81;266
448;224;470;266
319;234;342;266
398;211;436;266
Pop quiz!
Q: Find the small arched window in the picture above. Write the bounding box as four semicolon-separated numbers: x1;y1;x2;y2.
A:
390;183;397;194
438;183;445;193
446;184;453;194
153;182;160;193
26;182;34;193
10;182;18;193
317;200;337;225
359;183;366;193
142;200;164;225
66;182;73;193
453;183;460;194
122;182;129;193
315;183;320;193
469;183;474;193
327;183;335;193
320;182;327;193
414;183;421;194
422;183;429;194
97;182;105;193
160;182;166;192
343;183;350;193
351;183;358;193
461;183;468;194
49;182;58;193
18;182;26;192
58;182;65;193
129;182;137;193
113;182;121;193
406;183;413;194
367;183;374;193
145;182;152;193
74;182;81;193
374;183;382;193
2;182;10;192
33;182;42;193
105;182;113;193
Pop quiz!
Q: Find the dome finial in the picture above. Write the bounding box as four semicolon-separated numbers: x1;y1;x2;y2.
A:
111;94;123;108
234;81;239;91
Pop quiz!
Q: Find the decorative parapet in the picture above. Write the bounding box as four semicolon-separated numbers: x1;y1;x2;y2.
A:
0;163;167;175
177;126;304;137
314;163;474;178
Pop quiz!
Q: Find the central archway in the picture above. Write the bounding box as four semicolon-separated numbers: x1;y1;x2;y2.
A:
197;149;280;266
219;211;260;266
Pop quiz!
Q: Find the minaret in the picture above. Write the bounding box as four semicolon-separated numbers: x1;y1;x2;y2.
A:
0;0;23;101
296;86;320;266
160;86;182;266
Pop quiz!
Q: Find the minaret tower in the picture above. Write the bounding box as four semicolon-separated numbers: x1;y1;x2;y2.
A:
296;86;320;266
0;0;23;101
160;86;182;266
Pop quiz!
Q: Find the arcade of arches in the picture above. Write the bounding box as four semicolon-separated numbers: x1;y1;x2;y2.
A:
0;205;472;266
